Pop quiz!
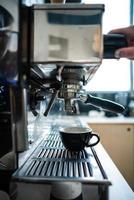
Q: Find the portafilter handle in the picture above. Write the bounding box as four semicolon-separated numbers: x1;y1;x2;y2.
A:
80;94;125;113
103;34;128;59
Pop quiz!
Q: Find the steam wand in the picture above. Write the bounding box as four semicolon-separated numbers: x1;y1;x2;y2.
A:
44;90;59;116
79;93;125;114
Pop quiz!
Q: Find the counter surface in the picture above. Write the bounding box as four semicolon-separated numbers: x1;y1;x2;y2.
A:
94;143;134;200
79;116;134;124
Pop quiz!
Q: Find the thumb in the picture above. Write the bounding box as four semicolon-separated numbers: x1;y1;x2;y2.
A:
115;47;134;59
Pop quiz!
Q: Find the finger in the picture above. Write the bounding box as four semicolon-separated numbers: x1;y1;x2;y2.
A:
115;47;134;59
109;26;134;35
109;28;128;35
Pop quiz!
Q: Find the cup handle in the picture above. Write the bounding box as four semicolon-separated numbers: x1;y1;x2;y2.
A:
86;132;100;147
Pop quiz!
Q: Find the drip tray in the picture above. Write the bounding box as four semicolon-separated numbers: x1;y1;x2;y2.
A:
13;126;111;186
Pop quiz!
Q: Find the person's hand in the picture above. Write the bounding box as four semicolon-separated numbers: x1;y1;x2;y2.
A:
109;26;134;60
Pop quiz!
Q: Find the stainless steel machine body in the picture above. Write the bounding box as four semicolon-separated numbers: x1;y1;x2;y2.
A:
20;3;105;115
18;3;125;116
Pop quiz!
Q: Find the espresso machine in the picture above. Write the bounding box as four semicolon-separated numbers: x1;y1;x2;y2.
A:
0;0;127;199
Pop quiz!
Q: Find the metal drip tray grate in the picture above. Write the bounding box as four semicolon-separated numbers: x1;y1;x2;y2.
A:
13;125;111;185
23;149;105;181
